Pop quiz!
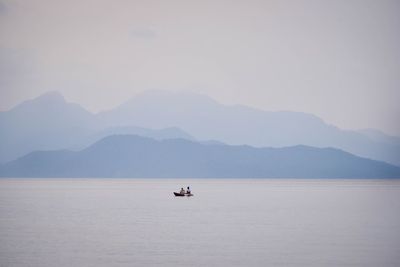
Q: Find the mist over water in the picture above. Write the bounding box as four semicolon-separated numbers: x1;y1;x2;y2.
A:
1;179;399;267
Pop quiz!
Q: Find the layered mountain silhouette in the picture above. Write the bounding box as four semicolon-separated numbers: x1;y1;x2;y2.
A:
0;92;194;162
0;90;399;167
1;135;399;178
0;91;94;163
97;90;400;166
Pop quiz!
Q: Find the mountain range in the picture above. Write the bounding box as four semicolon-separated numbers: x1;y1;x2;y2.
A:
1;135;399;178
0;92;194;162
0;90;399;168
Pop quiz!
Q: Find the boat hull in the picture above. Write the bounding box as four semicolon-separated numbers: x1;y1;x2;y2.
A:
173;192;194;197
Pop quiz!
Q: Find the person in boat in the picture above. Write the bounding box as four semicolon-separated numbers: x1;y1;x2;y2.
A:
179;188;185;194
186;186;191;194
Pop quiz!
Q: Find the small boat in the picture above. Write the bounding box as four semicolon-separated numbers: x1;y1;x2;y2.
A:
173;192;194;197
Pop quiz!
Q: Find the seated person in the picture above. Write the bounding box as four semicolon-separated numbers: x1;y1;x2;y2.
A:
186;186;191;194
179;188;185;194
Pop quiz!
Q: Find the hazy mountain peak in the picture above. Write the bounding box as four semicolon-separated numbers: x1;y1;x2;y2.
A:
24;91;66;107
3;91;67;114
0;90;95;163
5;91;94;116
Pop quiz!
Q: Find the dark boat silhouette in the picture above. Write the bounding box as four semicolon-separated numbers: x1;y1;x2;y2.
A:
174;192;193;197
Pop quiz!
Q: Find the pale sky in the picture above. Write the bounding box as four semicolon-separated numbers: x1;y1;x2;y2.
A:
0;0;399;135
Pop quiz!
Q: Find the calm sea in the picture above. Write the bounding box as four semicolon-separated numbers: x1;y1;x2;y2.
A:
0;179;399;267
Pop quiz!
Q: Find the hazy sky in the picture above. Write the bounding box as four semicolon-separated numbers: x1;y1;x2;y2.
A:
1;0;399;135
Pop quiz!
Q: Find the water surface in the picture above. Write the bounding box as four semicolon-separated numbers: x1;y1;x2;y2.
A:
1;179;399;266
